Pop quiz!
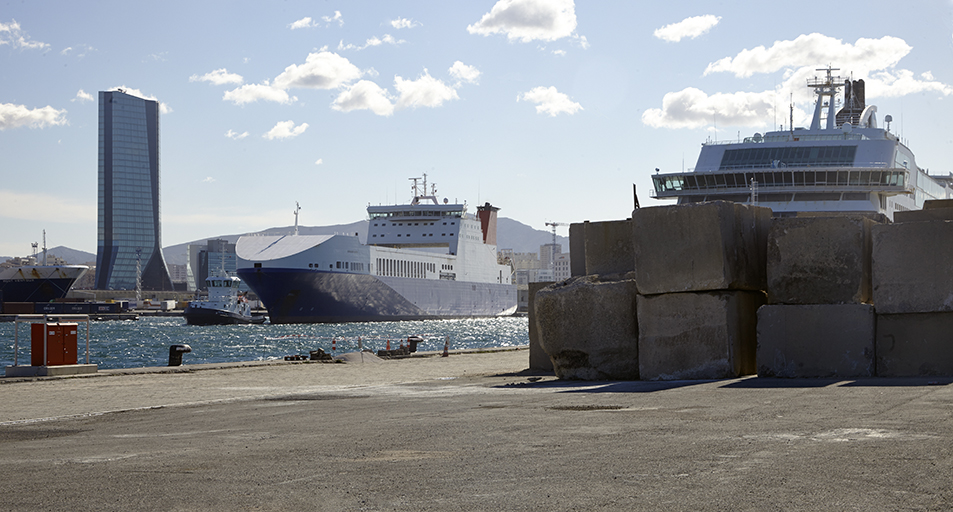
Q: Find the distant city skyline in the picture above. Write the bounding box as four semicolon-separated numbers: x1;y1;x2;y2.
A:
2;1;952;256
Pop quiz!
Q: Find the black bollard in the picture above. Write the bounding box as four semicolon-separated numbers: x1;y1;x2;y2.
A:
169;344;192;366
407;336;423;353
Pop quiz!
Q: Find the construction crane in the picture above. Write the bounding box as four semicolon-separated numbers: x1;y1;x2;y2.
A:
545;221;566;271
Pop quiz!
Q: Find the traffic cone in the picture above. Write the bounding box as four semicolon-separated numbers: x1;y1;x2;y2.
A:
442;335;449;357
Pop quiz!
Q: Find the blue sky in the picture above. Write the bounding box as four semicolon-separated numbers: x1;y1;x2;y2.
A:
2;0;952;256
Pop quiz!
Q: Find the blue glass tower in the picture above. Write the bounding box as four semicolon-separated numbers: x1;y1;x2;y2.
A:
96;90;173;291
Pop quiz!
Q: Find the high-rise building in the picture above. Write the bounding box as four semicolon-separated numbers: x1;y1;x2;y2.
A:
95;90;173;291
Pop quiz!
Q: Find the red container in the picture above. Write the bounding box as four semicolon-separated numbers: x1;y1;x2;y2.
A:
30;323;78;366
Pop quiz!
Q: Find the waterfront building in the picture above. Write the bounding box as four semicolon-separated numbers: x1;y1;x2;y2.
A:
95;90;173;291
186;239;242;292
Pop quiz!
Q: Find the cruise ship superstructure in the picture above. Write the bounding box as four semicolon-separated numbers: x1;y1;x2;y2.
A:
236;177;516;323
652;67;953;218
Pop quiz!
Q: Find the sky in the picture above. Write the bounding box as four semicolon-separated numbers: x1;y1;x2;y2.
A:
2;0;953;257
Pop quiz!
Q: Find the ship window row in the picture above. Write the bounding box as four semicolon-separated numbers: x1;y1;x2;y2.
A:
371;233;454;238
376;258;435;279
368;211;464;220
308;261;366;272
719;146;857;170
653;169;907;193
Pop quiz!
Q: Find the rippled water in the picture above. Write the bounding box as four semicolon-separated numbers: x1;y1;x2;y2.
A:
0;316;529;370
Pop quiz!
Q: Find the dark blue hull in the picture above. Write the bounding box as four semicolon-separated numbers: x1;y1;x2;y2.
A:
236;267;516;324
0;278;79;303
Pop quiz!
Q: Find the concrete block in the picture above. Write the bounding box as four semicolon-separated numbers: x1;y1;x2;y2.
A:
583;219;635;276
893;208;953;223
528;282;555;372
632;201;771;295
637;290;764;380
766;216;874;305
534;275;639;380
569;223;586;277
923;199;953;210
876;312;953;377
757;304;874;378
872;221;953;314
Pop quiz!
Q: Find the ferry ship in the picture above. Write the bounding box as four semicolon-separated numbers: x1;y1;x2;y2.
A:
651;67;953;218
235;177;517;323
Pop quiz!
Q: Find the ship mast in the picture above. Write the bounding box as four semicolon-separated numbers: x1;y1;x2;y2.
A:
807;66;844;130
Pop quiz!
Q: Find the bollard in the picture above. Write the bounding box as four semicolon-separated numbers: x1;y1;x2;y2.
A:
407;336;423;353
169;344;192;366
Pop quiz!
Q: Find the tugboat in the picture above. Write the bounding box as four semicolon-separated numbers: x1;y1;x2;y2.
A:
183;273;266;325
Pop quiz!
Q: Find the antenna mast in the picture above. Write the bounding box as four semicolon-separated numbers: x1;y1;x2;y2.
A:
293;202;301;236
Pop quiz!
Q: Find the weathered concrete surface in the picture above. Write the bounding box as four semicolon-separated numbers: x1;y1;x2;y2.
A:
757;304;875;378
569;222;586;277
637;290;764;380
527;281;555;372
766;216;874;305
583;219;635;275
534;274;639;380
876;312;953;376
872;220;953;314
894;206;953;223
632;201;771;295
2;354;953;511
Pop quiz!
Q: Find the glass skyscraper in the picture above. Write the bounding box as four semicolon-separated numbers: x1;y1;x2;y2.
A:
96;90;173;291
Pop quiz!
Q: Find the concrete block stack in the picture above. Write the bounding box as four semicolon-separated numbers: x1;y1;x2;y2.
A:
633;201;771;380
873;216;953;376
757;216;877;378
581;220;635;276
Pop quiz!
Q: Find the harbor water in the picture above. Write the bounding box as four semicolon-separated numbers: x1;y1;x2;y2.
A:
1;316;529;370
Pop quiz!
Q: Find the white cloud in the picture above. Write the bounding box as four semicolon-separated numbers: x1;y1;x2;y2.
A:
0;103;68;130
263;120;308;140
517;86;582;116
553;49;566;56
641;87;777;129
390;18;420;29
704;34;911;78
106;86;173;113
323;11;344;26
71;90;94;103
273;51;362;90
202;177;215;183
223;82;295;105
653;15;721;43
449;61;481;85
644;34;953;130
332;80;395;116
395;71;459;110
315;158;323;165
190;68;244;86
0;19;49;50
337;34;405;51
225;129;249;140
290;17;316;30
468;0;580;43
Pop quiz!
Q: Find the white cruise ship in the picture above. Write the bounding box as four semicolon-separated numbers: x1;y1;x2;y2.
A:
651;67;953;218
235;176;517;323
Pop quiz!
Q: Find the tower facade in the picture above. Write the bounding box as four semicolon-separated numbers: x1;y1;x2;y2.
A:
96;90;173;291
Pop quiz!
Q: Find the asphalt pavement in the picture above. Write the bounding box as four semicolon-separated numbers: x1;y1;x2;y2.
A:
1;349;951;511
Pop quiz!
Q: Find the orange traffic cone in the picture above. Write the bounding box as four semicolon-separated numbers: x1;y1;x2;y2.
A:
442;335;449;357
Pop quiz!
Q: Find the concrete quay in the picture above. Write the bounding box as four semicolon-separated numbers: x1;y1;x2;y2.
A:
1;350;952;511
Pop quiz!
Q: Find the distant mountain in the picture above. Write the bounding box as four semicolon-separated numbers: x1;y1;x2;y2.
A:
37;247;96;265
160;217;569;266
